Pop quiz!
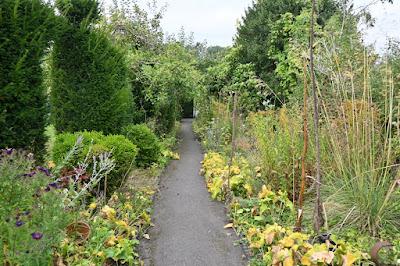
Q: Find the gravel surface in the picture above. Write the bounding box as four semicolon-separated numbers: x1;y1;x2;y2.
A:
140;119;246;266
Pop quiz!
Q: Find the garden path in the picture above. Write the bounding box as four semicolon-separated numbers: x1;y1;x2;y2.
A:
141;119;245;266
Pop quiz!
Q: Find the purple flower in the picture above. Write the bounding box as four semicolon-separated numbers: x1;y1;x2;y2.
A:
23;171;36;178
49;182;58;188
37;166;51;177
44;186;51;192
23;210;30;216
5;148;14;155
31;232;43;240
16;221;24;227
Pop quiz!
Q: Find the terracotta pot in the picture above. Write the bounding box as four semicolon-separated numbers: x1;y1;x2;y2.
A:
370;241;393;266
66;221;91;243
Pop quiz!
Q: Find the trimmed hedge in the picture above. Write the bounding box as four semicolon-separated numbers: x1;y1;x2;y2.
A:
122;124;161;167
52;131;137;193
0;0;57;157
50;0;133;135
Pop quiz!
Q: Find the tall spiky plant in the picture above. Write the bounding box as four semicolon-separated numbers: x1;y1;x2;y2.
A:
318;46;400;236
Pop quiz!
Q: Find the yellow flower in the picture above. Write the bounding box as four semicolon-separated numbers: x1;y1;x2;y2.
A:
115;220;129;228
96;251;105;257
105;235;117;246
80;211;91;218
258;185;274;199
60;238;69;247
47;161;56;169
123;203;133;210
244;183;253;197
89;203;97;210
230;165;241;175
101;205;116;220
130;228;137;237
110;194;119;201
141;211;151;224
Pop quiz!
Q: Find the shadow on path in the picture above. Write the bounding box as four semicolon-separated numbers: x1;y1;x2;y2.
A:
140;119;245;266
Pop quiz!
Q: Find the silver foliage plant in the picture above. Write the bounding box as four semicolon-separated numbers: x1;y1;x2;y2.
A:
54;136;116;208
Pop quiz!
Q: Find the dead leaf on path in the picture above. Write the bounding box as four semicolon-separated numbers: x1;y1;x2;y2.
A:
224;223;234;229
143;234;150;240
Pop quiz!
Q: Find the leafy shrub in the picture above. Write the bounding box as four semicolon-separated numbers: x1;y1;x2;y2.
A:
201;152;257;200
122;124;161;167
0;0;57;157
59;190;152;265
0;149;72;265
230;186;295;231
244;223;368;265
52;131;137;194
51;0;133;135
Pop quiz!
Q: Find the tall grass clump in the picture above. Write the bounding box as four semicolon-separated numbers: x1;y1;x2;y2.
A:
319;49;400;236
247;108;307;196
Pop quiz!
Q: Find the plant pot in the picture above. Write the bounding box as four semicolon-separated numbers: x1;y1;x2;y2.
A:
66;221;91;244
370;241;393;266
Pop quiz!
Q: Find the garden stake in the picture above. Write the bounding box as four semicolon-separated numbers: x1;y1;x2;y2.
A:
310;0;324;233
227;92;238;201
295;60;309;232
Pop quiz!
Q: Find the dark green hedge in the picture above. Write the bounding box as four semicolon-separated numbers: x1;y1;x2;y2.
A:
0;0;56;156
50;0;133;135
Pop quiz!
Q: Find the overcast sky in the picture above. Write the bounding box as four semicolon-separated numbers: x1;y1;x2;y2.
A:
105;0;400;51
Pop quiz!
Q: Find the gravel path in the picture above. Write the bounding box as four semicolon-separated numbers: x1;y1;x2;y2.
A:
141;119;246;266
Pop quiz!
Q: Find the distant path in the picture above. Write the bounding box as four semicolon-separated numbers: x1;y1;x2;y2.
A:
141;119;245;266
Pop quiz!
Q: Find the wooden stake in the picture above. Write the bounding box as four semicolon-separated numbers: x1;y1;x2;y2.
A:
310;0;324;233
295;61;309;231
227;92;238;198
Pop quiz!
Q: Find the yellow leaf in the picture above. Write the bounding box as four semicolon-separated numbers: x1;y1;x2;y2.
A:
301;255;312;266
224;223;234;229
280;237;295;248
264;231;275;245
244;183;253;196
342;252;358;266
310;251;334;264
115;220;129;228
283;256;294;266
88;202;97;210
47;161;56;169
258;185;274;199
100;205;116;220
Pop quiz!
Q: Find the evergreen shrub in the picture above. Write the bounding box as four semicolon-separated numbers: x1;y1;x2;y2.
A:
51;0;133;135
0;0;57;156
122;124;161;167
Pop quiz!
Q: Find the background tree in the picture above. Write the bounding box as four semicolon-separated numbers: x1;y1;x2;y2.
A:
0;0;57;157
142;43;202;134
235;0;339;104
